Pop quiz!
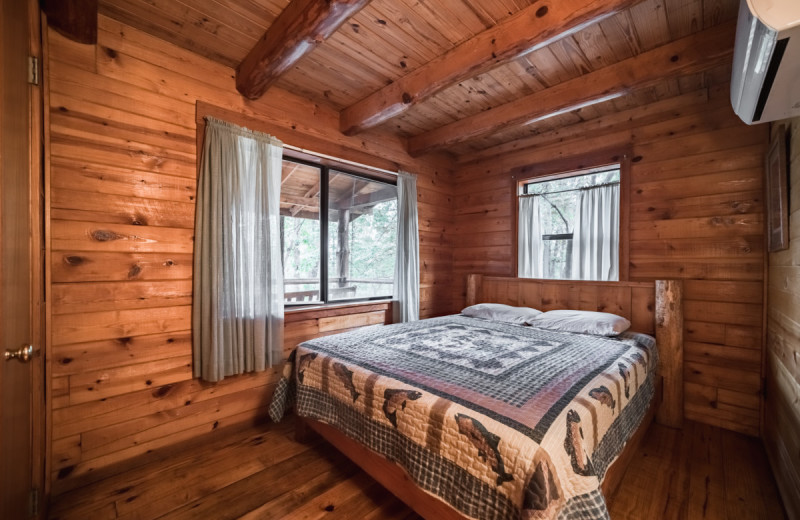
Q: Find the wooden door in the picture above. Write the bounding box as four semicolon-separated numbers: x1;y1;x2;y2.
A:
1;0;40;517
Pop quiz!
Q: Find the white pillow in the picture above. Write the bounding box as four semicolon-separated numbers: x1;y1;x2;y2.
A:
461;303;542;325
530;310;630;336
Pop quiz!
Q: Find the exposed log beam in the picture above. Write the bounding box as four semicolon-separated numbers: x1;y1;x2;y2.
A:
41;0;98;44
339;0;642;136
236;0;373;100
407;21;736;157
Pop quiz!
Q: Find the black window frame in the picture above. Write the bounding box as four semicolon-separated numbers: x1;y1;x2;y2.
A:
281;155;398;307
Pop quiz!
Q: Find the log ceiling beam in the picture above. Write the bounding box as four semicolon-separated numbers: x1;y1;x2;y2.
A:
407;21;736;157
339;0;642;136
236;0;373;100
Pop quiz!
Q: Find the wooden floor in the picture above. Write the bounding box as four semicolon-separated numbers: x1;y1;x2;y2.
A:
48;416;786;520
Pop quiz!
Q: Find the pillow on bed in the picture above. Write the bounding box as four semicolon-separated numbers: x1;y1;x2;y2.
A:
461;303;542;325
530;310;631;336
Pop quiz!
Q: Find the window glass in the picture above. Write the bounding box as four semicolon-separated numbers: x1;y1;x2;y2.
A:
520;167;620;280
328;171;397;301
280;160;322;303
281;158;398;304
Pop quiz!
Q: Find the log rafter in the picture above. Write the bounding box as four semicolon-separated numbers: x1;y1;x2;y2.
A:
338;0;643;136
236;0;373;100
407;21;736;157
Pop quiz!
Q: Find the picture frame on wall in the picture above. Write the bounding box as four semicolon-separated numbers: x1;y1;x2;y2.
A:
765;124;789;252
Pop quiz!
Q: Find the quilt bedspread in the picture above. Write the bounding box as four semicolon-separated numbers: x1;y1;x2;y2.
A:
269;315;657;520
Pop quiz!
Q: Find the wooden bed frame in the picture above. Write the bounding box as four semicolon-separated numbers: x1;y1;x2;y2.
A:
298;275;684;519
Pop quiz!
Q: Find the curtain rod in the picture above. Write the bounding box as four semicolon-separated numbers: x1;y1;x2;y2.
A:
283;143;400;178
520;181;620;197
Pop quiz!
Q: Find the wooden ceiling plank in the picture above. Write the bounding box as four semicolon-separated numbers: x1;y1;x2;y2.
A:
338;9;437;71
98;0;250;67
597;11;641;60
117;0;259;52
371;1;456;56
409;21;734;157
702;0;738;29
628;0;672;50
235;0;374;100
572;22;621;70
208;0;285;27
665;0;704;39
393;0;477;45
549;35;596;78
339;0;643;136
458;87;709;164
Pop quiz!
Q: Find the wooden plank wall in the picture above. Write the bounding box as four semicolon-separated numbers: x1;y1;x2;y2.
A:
453;84;768;437
764;117;800;518
45;17;454;494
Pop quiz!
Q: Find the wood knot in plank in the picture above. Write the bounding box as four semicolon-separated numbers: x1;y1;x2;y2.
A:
91;229;124;242
64;255;85;266
128;264;142;278
152;384;174;398
536;6;548;17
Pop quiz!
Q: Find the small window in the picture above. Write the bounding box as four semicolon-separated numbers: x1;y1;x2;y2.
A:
518;166;620;281
281;158;397;304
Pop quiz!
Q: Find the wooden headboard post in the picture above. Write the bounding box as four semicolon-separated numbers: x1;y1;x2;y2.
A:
655;279;684;428
465;274;483;307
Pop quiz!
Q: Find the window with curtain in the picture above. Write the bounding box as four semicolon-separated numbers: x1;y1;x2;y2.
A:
518;166;620;281
280;157;399;304
193;117;284;382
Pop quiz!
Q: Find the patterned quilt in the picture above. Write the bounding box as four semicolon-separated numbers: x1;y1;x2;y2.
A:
270;315;658;520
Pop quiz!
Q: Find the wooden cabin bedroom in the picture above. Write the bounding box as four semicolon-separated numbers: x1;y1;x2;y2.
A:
1;0;799;518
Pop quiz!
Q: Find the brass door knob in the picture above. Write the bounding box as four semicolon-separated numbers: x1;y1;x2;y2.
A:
4;344;34;362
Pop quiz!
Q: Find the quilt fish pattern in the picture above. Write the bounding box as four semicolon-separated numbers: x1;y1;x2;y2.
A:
269;315;658;520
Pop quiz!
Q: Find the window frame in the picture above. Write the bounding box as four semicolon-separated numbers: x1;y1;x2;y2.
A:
281;152;398;307
511;148;631;281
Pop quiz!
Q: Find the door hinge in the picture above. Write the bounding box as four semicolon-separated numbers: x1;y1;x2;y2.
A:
28;56;39;85
28;487;39;517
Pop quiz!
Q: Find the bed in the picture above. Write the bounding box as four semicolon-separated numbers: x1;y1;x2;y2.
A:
270;276;684;520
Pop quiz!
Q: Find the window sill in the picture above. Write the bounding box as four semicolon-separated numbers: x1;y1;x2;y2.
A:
284;299;394;321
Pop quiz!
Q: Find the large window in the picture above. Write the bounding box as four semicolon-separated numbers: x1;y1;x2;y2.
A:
518;165;620;281
280;158;397;304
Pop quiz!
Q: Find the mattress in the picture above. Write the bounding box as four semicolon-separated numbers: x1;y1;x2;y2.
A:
270;315;658;520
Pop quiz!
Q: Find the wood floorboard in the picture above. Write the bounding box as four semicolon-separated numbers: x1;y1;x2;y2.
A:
48;415;786;520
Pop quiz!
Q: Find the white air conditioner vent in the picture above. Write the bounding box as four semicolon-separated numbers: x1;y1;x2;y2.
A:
731;0;800;124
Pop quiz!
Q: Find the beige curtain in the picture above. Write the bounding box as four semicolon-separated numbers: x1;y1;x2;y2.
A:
571;183;620;281
518;195;545;278
193;117;284;382
393;171;419;322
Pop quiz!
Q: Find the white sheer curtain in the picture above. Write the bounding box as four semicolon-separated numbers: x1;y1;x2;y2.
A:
571;183;620;281
518;195;545;278
394;171;419;322
193;117;284;382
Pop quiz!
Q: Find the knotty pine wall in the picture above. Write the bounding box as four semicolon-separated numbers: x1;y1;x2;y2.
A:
45;17;454;494
453;84;768;437
764;117;800;518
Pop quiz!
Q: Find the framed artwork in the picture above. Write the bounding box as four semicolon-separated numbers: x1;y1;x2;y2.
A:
765;124;789;252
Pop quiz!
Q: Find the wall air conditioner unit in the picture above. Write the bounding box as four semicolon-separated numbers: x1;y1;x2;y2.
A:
731;0;800;124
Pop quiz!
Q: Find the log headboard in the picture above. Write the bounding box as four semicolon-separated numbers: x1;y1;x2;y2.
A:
465;275;684;428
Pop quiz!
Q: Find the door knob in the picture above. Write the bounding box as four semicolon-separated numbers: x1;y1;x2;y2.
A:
4;344;34;363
